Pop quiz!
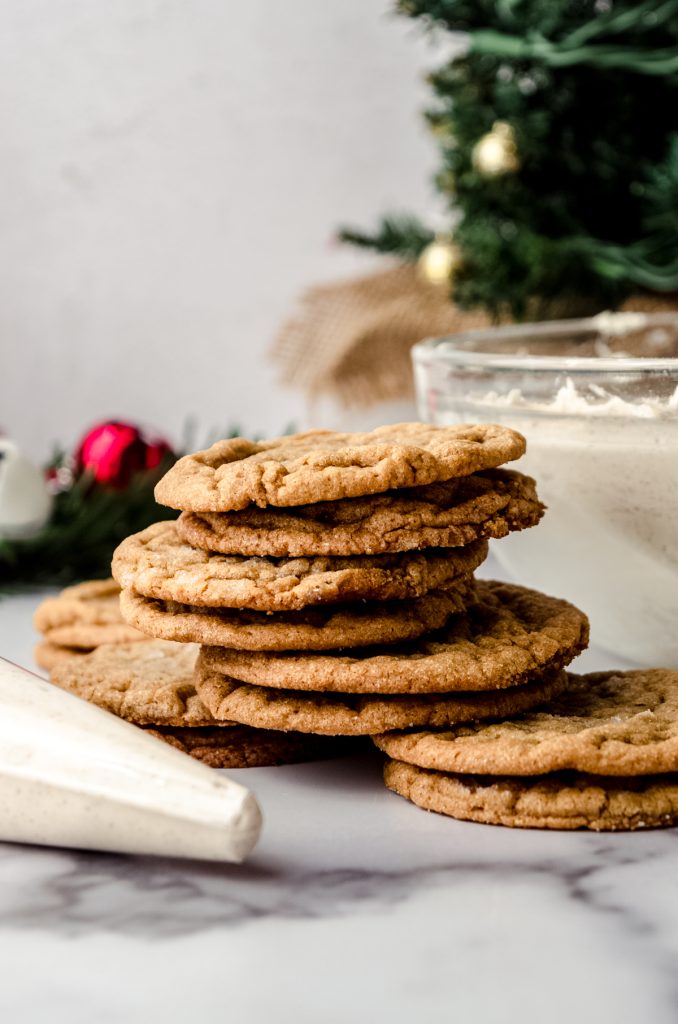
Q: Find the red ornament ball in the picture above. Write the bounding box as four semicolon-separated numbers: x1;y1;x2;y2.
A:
75;421;174;488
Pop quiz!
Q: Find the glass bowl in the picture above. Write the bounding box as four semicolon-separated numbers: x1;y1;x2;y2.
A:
412;312;678;666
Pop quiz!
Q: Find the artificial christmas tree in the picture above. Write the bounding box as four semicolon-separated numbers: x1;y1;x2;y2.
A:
274;0;678;415
342;0;678;318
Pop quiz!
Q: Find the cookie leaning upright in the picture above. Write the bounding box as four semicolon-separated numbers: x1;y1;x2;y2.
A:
154;423;526;511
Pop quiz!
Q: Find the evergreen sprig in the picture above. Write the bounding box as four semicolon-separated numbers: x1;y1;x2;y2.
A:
338;214;434;259
0;458;178;592
0;424;284;594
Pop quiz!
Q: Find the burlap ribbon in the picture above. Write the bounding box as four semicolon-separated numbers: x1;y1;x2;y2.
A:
271;264;489;408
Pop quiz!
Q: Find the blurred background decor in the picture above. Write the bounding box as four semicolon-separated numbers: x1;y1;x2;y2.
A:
1;2;439;456
272;263;489;411
274;0;678;413
3;2;678;492
0;421;177;590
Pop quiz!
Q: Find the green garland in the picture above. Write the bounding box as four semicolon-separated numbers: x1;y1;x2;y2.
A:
469;0;678;74
0;457;178;592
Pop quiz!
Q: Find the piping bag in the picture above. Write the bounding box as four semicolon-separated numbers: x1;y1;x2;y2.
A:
0;657;262;861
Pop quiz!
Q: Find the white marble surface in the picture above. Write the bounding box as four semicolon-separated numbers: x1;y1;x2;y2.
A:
1;583;677;1023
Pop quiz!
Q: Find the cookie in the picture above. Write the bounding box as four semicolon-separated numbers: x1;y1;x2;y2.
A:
50;640;214;727
177;469;542;557
49;639;350;768
383;760;678;831
143;724;351;768
193;663;567;736
34;641;92;672
113;520;487;611
155;423;526;512
376;669;678;776
200;581;589;694
120;580;474;651
33;579;149;649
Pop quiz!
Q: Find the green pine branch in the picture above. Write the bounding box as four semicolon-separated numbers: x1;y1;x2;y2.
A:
337;214;434;260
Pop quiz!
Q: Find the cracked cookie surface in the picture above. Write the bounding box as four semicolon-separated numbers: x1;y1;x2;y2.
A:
50;640;213;727
193;662;567;736
177;469;542;557
200;581;588;693
155;422;526;512
113;520;487;610
120;580;474;651
384;760;678;831
376;669;678;775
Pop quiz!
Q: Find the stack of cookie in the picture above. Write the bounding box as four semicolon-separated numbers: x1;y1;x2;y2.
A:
50;639;343;768
33;579;149;673
109;423;588;744
376;668;678;831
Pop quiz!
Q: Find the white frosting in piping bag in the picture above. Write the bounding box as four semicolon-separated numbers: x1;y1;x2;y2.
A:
0;657;262;861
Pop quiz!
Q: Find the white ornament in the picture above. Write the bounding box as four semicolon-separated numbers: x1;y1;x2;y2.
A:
0;439;52;539
0;656;262;861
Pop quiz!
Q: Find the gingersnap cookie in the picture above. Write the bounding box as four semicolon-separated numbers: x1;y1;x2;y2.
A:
193;663;567;736
34;641;92;673
177;469;542;557
113;520;487;611
120;580;474;651
143;724;350;768
376;669;678;776
50;640;346;769
155;422;526;512
200;581;588;694
50;640;214;727
383;760;678;831
33;579;149;649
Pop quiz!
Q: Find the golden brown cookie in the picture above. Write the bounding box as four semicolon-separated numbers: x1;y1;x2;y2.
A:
376;669;678;776
34;641;92;672
50;640;214;727
177;469;542;557
201;581;588;694
143;724;351;768
193;663;567;736
383;759;678;831
33;579;149;649
113;520;487;611
155;423;526;512
120;580;474;651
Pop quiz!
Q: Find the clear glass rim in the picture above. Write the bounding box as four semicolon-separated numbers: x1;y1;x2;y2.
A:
412;313;678;374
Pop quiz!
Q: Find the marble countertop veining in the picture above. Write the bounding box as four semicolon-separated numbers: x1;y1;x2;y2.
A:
1;587;677;1024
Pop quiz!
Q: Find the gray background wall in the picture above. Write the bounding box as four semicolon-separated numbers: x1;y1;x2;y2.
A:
1;0;447;458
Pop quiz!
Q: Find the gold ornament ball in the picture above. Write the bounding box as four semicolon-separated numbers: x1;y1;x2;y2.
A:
417;237;463;286
472;121;520;177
